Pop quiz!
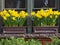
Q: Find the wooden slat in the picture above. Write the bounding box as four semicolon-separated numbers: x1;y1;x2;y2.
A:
2;27;26;31
3;34;25;37
3;30;26;34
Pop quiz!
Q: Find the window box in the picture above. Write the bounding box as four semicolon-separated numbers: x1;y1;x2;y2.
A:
33;26;58;37
2;26;26;34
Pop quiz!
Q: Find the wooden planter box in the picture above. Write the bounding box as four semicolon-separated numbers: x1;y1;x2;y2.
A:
2;26;27;34
33;26;59;37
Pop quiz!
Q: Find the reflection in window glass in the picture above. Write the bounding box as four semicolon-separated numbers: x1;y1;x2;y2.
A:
34;0;55;8
5;0;26;8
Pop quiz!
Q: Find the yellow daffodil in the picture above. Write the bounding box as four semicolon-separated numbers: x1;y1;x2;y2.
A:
25;13;28;16
48;8;53;14
45;9;49;13
8;9;12;13
35;13;42;18
3;16;7;20
0;12;4;16
3;9;7;13
19;11;26;15
19;11;28;18
53;11;59;15
40;8;44;12
5;13;10;17
57;12;60;15
31;12;35;16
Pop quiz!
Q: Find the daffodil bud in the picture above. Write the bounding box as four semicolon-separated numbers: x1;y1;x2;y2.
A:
50;16;52;18
55;16;58;18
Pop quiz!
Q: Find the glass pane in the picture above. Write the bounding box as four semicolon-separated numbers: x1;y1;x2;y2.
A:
5;0;26;8
34;0;55;8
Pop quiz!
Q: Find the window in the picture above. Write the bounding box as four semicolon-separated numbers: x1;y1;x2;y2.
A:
5;0;27;11
5;0;26;8
34;0;56;9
